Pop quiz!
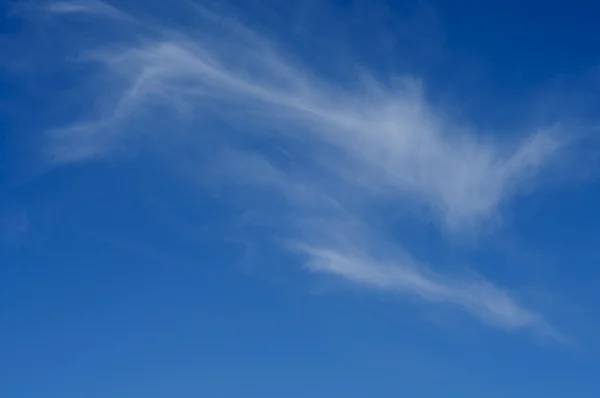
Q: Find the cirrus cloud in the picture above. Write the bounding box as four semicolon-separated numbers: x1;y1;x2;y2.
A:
22;0;579;339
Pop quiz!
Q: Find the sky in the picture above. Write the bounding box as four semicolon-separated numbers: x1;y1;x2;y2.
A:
2;0;600;397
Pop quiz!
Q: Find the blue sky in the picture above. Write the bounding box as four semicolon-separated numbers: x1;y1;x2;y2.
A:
2;0;600;397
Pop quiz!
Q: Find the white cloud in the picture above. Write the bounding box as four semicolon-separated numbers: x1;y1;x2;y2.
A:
284;214;561;338
35;1;570;337
298;244;545;332
46;23;564;230
46;0;133;21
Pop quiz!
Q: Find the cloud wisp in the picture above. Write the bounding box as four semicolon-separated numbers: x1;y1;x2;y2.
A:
32;1;570;338
299;245;545;332
45;0;134;21
44;3;565;231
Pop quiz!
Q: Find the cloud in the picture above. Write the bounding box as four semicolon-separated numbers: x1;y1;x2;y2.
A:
27;1;571;337
44;9;565;230
284;213;561;338
45;0;133;21
298;244;546;332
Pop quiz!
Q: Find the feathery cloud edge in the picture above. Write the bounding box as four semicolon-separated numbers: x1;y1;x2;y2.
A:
35;0;572;339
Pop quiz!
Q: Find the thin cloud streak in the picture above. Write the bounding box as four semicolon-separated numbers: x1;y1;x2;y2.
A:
298;244;547;332
36;1;568;337
46;0;135;21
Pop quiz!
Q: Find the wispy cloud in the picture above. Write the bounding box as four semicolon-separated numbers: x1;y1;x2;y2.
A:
43;5;565;230
46;0;133;21
286;214;562;338
28;1;572;337
298;244;547;332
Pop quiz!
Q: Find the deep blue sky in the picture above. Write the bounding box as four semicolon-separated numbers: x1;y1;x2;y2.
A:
2;1;600;397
